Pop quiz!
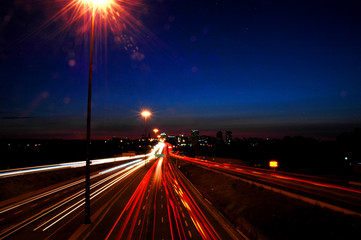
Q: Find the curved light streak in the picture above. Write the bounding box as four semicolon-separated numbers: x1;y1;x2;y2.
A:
0;143;163;178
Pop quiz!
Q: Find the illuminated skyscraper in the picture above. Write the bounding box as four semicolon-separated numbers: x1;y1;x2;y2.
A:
226;131;232;145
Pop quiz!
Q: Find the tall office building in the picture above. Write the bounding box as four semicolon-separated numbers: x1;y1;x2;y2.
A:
191;130;199;143
216;130;223;144
226;131;232;145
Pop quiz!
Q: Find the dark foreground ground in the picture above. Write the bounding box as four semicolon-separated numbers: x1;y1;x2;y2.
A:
177;159;361;240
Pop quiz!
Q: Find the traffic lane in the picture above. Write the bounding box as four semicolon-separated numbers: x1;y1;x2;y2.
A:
173;153;361;197
1;159;152;239
173;154;361;212
0;158;145;219
163;152;227;240
92;158;162;239
151;176;172;240
191;163;361;214
60;163;153;240
159;157;203;240
168;161;245;240
93;156;207;240
0;160;138;236
216;165;361;212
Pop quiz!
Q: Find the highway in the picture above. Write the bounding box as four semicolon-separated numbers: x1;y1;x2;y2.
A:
89;145;243;240
0;144;163;239
169;148;361;217
0;143;244;240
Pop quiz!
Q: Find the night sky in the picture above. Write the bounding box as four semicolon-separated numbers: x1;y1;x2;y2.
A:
1;0;361;140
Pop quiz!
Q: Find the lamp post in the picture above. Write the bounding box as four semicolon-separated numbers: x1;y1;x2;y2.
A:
84;5;95;226
84;0;112;224
53;0;135;225
141;110;151;139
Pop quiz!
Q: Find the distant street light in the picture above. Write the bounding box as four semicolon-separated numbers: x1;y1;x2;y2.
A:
153;128;159;139
141;110;151;139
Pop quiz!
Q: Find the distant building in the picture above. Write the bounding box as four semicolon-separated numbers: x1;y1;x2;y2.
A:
167;135;177;145
216;131;223;144
199;135;216;147
177;134;188;147
191;129;200;153
226;131;232;145
191;130;199;143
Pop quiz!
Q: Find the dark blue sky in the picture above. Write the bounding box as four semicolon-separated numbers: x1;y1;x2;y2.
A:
1;0;361;139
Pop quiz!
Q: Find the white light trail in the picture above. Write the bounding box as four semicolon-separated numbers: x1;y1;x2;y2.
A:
0;143;165;238
98;159;143;174
0;158;147;215
0;143;164;178
0;158;145;238
38;160;145;231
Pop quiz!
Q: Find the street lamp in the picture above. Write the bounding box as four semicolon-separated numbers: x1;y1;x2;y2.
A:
141;110;151;139
50;0;140;225
153;128;159;139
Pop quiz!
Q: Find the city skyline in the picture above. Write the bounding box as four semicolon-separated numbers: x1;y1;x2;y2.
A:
1;0;361;140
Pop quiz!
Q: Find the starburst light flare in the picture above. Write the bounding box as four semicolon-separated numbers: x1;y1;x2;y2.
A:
41;0;145;46
81;0;114;12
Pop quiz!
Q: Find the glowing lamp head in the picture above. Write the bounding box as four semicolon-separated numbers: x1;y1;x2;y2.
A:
81;0;113;10
141;110;151;118
153;128;159;133
84;0;110;5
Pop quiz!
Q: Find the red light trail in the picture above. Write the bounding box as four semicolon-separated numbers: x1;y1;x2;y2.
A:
169;147;361;217
170;152;361;195
106;145;221;239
